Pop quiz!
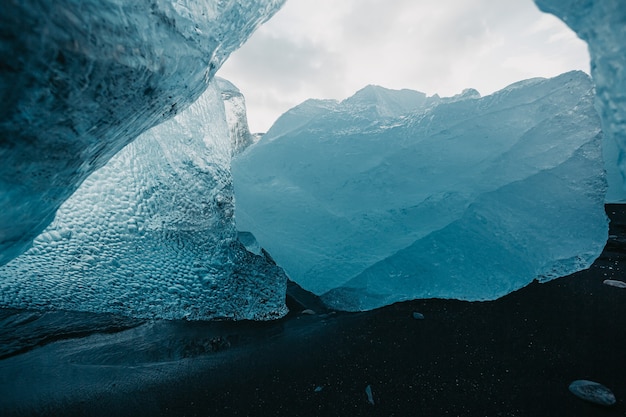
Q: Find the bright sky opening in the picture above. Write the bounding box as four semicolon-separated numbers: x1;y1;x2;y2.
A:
219;0;590;133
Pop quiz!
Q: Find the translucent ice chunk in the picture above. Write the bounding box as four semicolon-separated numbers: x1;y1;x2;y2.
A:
216;78;256;155
232;71;608;311
0;81;288;321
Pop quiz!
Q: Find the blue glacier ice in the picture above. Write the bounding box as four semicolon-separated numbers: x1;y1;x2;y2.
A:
232;71;609;310
217;78;257;155
535;0;626;200
604;128;626;202
0;0;285;265
0;79;288;321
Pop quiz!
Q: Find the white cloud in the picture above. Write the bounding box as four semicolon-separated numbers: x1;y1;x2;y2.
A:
219;0;590;132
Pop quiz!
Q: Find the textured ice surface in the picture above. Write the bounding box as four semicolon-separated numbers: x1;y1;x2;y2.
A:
232;71;608;310
535;0;626;200
0;0;285;265
216;78;256;155
0;81;288;321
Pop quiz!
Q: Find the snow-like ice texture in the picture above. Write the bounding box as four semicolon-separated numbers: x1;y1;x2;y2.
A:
216;78;256;155
232;71;609;311
0;81;288;321
0;0;285;266
535;0;626;200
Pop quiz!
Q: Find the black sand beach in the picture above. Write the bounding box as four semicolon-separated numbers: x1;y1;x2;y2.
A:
1;205;625;416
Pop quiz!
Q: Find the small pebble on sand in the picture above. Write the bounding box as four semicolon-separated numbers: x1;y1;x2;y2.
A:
365;384;375;405
603;279;626;289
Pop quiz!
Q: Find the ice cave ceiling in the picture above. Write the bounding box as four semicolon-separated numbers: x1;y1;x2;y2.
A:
0;0;285;265
0;0;624;319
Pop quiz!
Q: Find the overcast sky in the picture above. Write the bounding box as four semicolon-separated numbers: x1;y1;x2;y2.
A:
218;0;590;133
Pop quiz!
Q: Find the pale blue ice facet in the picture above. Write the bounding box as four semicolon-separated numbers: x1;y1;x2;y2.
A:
0;80;288;321
232;72;608;311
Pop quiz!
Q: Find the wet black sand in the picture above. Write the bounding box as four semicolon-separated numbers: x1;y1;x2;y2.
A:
1;205;625;416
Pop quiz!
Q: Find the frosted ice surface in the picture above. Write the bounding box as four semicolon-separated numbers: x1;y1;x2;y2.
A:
0;81;288;321
0;0;285;265
232;72;608;311
216;78;256;155
263;85;436;143
535;0;626;200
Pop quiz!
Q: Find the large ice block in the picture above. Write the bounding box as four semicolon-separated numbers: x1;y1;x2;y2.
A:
232;71;608;310
0;81;288;321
